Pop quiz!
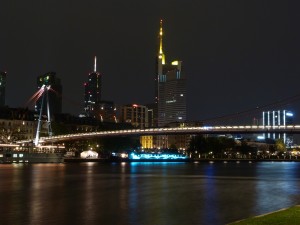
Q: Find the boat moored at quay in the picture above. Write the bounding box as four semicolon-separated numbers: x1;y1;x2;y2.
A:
108;151;191;162
0;143;64;163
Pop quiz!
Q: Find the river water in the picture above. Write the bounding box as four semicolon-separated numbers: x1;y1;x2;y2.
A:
1;161;300;225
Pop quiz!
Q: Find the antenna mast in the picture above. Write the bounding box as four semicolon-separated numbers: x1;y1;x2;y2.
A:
94;56;97;72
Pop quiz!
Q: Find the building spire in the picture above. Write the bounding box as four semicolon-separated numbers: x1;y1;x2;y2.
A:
159;19;165;65
94;56;97;72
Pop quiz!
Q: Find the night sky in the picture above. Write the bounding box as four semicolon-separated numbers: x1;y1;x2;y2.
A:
1;1;300;123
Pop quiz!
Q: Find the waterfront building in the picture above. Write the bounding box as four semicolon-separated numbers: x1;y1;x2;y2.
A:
0;71;7;107
121;104;148;129
262;110;293;145
84;56;102;117
140;104;155;148
35;72;62;115
167;134;189;150
166;122;201;150
155;20;187;127
0;107;36;142
154;135;169;149
140;135;153;149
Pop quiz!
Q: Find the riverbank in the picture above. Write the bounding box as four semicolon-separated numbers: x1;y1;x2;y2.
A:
64;157;191;163
63;157;300;163
228;205;300;224
193;158;300;162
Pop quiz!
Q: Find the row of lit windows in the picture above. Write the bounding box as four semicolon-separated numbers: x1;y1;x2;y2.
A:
0;154;25;158
0;121;35;126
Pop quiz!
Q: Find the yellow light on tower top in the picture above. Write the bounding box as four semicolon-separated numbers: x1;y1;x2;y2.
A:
159;19;163;54
159;19;163;37
159;19;165;65
171;61;179;65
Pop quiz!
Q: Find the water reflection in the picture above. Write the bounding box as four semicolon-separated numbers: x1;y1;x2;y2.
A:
1;162;300;225
202;164;219;224
28;164;66;224
255;162;300;215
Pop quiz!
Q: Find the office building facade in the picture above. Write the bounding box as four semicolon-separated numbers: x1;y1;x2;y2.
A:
121;104;148;129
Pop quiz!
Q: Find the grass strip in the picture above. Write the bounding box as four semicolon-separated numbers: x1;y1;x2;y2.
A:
228;205;300;225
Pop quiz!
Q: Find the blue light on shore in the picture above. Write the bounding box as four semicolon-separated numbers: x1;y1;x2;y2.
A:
129;152;188;160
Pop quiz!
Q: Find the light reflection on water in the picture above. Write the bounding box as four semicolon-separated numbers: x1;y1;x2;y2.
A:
1;162;300;225
254;162;299;214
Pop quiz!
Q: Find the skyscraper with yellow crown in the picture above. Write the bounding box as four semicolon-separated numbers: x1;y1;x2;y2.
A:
154;20;187;127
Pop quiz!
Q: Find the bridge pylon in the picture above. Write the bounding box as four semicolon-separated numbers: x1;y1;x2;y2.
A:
34;85;53;146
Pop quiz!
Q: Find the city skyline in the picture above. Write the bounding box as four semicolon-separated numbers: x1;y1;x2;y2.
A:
1;1;300;123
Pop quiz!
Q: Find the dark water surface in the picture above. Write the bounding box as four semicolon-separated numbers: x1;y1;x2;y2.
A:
1;161;300;225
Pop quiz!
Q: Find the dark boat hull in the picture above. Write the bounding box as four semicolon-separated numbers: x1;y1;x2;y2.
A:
0;152;64;163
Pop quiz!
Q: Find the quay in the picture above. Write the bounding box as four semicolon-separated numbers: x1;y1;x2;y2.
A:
63;157;300;163
193;158;300;162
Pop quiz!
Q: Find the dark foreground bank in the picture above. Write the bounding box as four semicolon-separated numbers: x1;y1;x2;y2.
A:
228;205;300;225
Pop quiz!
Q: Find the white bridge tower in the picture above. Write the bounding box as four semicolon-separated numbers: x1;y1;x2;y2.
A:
34;85;53;146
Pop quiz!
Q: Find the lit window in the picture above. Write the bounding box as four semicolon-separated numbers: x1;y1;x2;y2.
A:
19;154;24;158
13;154;18;158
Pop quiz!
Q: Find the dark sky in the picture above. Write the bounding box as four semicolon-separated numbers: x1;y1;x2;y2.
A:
1;0;300;123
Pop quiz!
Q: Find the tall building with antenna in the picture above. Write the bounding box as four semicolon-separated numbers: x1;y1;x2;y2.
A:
155;20;187;127
0;71;7;107
84;56;102;117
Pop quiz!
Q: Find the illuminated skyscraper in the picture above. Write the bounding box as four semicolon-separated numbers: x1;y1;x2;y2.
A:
84;56;102;117
0;71;7;107
155;20;187;127
35;72;62;115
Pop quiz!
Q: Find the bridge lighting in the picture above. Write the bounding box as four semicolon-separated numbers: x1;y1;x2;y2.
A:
23;124;300;145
